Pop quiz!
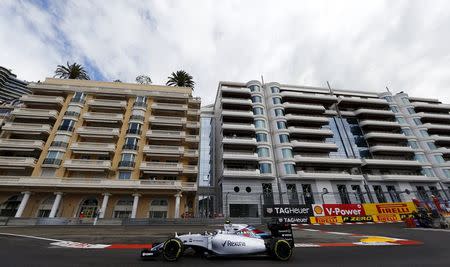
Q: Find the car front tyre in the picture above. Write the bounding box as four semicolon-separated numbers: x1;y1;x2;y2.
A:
270;238;293;261
162;238;184;261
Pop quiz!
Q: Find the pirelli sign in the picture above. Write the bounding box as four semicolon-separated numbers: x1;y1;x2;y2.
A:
363;202;416;216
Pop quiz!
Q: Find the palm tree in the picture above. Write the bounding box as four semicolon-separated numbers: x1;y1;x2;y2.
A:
136;75;152;84
54;62;90;80
166;70;195;89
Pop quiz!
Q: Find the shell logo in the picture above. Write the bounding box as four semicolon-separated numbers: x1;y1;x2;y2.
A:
314;205;323;215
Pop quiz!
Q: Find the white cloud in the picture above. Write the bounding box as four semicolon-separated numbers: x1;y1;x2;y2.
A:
1;0;450;104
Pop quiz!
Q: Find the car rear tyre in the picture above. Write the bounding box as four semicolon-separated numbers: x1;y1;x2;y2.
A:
162;238;184;261
270;238;292;261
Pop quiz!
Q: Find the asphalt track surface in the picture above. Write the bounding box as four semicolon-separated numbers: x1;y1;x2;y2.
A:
0;224;449;267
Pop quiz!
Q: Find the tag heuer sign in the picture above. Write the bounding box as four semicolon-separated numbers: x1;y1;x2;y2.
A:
263;204;313;217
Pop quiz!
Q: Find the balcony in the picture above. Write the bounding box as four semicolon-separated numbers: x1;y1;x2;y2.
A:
186;135;199;143
280;91;337;103
291;140;338;151
362;159;423;168
0;139;44;151
416;112;450;123
187;109;200;116
366;174;438;182
359;119;400;129
140;162;183;173
11;108;59;120
147;130;185;140
221;87;251;95
369;145;415;154
337;97;388;108
63;159;111;171
354;108;394;118
295;171;364;181
149;116;186;126
423;123;450;132
364;132;407;141
76;126;120;138
294;156;362;166
183;165;198;174
223;136;257;146
222;110;254;118
189;97;201;105
1;122;51;135
186;121;200;128
221;97;252;106
0;156;36;169
285;114;329;124
412;102;450;112
222;122;255;132
151;102;188;111
223;168;268;178
184;149;199;158
288;126;333;137
223;151;259;161
87;99;127;109
143;145;184;156
432;135;450;144
70;142;115;154
282;102;326;113
20;95;64;106
82;112;123;123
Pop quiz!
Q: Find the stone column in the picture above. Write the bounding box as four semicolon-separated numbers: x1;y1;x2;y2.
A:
99;193;111;219
14;191;31;218
49;192;63;218
174;192;182;219
131;193;140;219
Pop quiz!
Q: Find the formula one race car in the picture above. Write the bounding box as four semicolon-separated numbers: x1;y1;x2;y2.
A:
140;221;294;261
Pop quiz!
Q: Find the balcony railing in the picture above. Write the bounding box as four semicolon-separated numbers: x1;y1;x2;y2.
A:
118;161;136;168
64;111;80;117
184;149;199;157
58;125;74;132
63;159;111;170
70;142;116;153
140;162;183;172
147;130;185;139
2;122;52;134
83;112;123;122
87;99;127;109
151;102;188;111
20;95;64;105
0;139;45;151
0;156;36;168
129;115;145;121
133;102;147;108
50;141;68;148
11;108;59;119
122;144;138;150
126;128;142;135
149;116;187;125
76;126;120;137
183;165;198;173
143;145;184;155
185;135;199;142
42;158;62;166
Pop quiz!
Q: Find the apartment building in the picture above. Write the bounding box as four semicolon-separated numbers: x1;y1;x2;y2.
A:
0;66;29;104
214;80;447;217
0;78;200;219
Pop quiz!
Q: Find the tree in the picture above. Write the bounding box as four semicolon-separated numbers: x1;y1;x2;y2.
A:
136;75;152;84
113;79;122;82
166;70;195;89
54;62;90;80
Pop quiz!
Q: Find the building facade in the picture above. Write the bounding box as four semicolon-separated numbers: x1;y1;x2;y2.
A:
0;66;29;104
214;80;449;217
0;78;200;219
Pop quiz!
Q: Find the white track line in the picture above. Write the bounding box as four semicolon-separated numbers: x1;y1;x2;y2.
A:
0;232;63;242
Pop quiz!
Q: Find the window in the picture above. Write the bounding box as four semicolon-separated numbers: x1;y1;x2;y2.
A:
337;185;351;204
58;119;75;131
272;97;281;105
396;117;406;124
113;197;133;218
420;130;429;137
255;120;266;129
127;122;141;134
434;155;445;164
249;85;260;92
351;185;365;203
253;107;264;115
421;168;435;177
136;96;147;103
390;106;399;113
407;107;416;114
286;184;299;205
121;153;136;164
302;184;315;205
256;133;268;142
443;169;450;178
408;141;419;149
284;164;296;174
257;147;270;157
281;148;293;159
251;96;262;103
262;183;274;204
402;97;410;105
413;118;422;125
429;186;443;201
274;109;284;117
149;199;168;218
373;185;387;203
427;142;436;150
386;186;400;202
402;128;413;136
277;121;287;129
271;87;280;93
416;186;429;201
279;134;290;143
384;96;393;102
415;154;427;163
72;92;86;103
118;171;131;180
259;163;272;174
123;137;138;150
46;151;63;159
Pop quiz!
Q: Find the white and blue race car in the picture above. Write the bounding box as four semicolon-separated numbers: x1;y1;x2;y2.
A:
140;221;294;261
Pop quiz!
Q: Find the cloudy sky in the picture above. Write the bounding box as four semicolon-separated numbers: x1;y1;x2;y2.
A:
1;0;450;105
